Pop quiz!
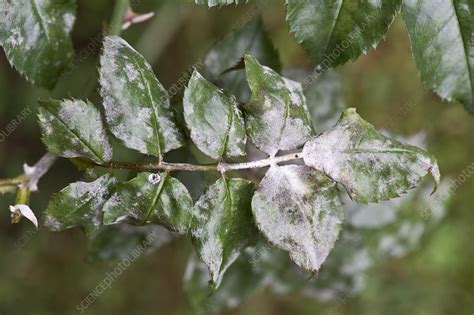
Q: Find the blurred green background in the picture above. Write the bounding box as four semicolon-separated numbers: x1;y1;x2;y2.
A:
0;1;472;314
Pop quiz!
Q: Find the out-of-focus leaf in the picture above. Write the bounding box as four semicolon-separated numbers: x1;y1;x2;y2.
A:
195;0;249;7
43;174;116;236
99;36;184;157
38;99;112;164
191;178;257;287
303;108;440;203
103;172;193;234
0;0;76;89
403;0;474;113
244;54;314;156
284;68;345;133
285;0;401;69
183;249;265;314
183;71;246;160
203;18;280;102
252;165;344;273
88;224;177;261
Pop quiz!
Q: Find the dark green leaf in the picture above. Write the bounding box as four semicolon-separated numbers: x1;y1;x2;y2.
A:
286;0;401;69
191;177;257;287
403;0;474;113
184;71;246;160
302;108;440;203
88;224;176;262
103;172;193;234
0;0;76;89
252;165;344;273
203;18;280;102
183;250;265;314
244;54;314;156
99;36;184;157
43;174;116;236
38;99;112;164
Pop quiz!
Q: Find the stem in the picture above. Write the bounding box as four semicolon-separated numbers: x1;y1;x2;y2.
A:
109;0;129;36
95;152;303;173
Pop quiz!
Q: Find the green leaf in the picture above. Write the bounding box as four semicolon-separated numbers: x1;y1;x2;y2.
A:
38;99;112;164
195;0;249;7
88;224;176;262
184;71;246;160
302;108;441;203
244;55;314;156
184;249;265;314
99;36;184;157
403;0;474;113
285;68;345;134
286;0;401;69
43;174;116;236
252;165;344;273
0;0;76;89
203;18;280;102
191;177;257;287
103;172;193;234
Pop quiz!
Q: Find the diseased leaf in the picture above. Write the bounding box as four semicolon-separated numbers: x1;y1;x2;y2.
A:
203;18;280;102
88;224;177;262
183;71;246;160
43;174;116;236
0;0;76;89
302;108;440;203
195;0;249;7
286;0;401;69
38;99;112;164
99;36;184;157
403;0;474;113
103;172;193;234
252;165;344;273
284;68;345;133
244;55;314;156
191;177;257;287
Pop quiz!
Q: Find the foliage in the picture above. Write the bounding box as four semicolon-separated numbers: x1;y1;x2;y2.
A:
0;0;469;314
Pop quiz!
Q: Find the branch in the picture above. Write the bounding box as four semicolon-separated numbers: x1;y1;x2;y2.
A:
108;0;129;36
94;152;303;173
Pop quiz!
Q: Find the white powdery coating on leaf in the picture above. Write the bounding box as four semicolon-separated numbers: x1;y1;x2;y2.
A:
252;165;343;272
100;36;183;156
245;56;313;156
302;109;440;202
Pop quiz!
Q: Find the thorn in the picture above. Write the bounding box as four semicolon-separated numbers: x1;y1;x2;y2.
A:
122;8;155;30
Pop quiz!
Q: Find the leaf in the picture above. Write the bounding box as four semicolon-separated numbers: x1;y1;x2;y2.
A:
285;0;401;69
191;177;257;287
183;250;265;314
284;68;345;133
0;0;76;89
43;174;116;236
252;165;344;273
244;55;314;156
184;71;246;160
403;0;474;113
88;224;177;262
99;36;184;157
195;0;249;7
203;18;280;102
302;108;440;203
38;99;112;164
103;172;193;234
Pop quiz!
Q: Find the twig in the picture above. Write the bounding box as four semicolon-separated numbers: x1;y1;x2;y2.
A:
94;152;303;173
